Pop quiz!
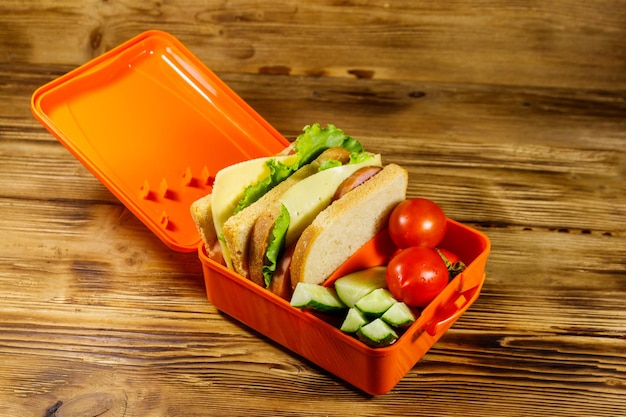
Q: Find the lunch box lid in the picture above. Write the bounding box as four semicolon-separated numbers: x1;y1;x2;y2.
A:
31;30;290;252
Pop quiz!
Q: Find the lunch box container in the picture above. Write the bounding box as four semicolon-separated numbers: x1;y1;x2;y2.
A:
31;30;490;395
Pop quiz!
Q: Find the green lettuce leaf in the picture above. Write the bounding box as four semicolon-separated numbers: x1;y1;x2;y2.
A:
318;159;343;171
233;124;363;214
292;123;363;166
233;159;294;215
262;205;290;288
350;151;375;164
318;151;375;172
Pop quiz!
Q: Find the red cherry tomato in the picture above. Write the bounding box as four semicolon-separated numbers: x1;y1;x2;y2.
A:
388;198;447;249
386;246;449;308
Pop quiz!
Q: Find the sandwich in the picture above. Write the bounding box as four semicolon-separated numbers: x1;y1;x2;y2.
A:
191;123;363;270
191;124;408;299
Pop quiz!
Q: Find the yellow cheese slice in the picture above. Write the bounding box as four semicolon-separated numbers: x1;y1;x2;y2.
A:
212;154;296;267
280;154;382;247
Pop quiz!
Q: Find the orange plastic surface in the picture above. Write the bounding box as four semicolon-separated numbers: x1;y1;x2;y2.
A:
31;30;289;251
200;218;490;395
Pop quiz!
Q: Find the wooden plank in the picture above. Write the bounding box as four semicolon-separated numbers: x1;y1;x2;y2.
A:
1;1;625;415
0;1;625;89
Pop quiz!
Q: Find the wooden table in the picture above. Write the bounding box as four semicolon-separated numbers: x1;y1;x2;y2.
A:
1;1;624;416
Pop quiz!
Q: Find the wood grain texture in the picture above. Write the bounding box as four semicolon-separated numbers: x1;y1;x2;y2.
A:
1;1;625;416
2;0;626;89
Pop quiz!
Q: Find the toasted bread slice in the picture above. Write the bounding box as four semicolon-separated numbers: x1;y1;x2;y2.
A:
223;147;352;279
221;167;310;278
190;194;222;263
290;163;408;287
248;207;281;287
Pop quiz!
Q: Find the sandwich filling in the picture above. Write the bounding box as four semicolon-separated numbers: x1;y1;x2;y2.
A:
261;153;383;287
211;123;364;268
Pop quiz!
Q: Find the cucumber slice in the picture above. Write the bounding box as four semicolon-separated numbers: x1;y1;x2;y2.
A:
334;266;388;308
290;282;346;313
381;302;416;328
340;307;369;333
355;288;397;318
357;318;398;347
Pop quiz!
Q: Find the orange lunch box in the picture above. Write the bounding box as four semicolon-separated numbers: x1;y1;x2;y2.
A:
31;30;490;395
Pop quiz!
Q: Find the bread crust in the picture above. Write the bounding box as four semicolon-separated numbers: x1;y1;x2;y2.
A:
191;146;366;281
222;163;318;278
221;147;352;279
248;208;280;287
190;194;219;258
290;163;408;287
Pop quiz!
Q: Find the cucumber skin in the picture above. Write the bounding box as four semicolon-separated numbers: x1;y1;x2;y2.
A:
356;318;399;348
334;266;388;308
381;302;416;328
290;283;346;314
340;307;369;333
355;288;397;318
290;281;415;348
